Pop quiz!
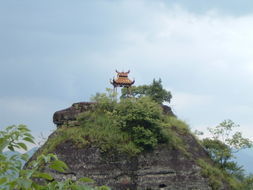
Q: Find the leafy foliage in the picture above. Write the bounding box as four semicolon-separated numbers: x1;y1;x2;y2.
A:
207;120;252;152
202;139;233;169
42;87;186;155
90;89;184;153
121;78;172;104
114;97;169;151
0;125;110;190
0;124;34;153
197;120;253;189
201;120;252;173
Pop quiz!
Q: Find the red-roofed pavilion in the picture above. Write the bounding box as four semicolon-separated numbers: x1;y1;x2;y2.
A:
110;70;135;93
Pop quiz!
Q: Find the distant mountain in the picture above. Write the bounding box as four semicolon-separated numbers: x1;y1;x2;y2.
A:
3;150;20;157
4;147;38;165
235;148;253;174
26;147;38;157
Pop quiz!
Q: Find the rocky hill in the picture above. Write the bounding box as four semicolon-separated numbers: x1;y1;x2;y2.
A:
29;101;232;190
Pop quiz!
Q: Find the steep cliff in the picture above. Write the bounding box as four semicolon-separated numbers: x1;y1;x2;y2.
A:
29;102;232;190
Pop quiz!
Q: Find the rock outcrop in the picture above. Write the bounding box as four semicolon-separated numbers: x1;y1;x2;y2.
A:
53;102;96;127
29;102;230;190
44;138;212;190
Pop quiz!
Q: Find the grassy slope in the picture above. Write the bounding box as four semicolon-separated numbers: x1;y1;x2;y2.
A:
38;114;189;157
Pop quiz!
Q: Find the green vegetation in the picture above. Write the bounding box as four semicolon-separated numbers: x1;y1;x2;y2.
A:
201;120;252;173
197;157;253;190
197;159;242;190
39;86;190;157
121;78;172;104
0;125;109;190
196;120;253;190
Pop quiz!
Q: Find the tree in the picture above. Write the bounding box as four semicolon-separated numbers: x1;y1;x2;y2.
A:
197;120;253;189
121;79;172;104
0;125;109;190
201;120;252;174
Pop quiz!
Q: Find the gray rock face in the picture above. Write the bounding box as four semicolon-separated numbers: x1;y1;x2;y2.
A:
49;141;211;190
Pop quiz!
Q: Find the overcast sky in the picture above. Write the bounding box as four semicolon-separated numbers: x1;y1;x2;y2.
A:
1;0;253;148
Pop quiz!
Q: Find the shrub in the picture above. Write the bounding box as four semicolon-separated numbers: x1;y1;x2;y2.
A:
0;125;110;190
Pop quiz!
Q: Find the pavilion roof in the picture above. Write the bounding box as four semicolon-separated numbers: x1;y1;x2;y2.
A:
113;77;134;85
111;70;135;87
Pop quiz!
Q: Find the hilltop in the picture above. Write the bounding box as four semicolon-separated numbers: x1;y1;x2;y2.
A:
27;80;248;190
29;92;239;190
